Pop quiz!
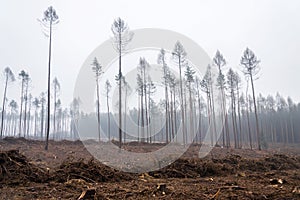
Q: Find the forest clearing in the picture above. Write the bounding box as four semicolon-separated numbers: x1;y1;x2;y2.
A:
0;138;300;199
1;1;300;199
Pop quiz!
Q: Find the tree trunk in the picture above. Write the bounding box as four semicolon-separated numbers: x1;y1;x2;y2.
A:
118;32;122;149
250;73;261;150
0;75;8;138
177;57;185;145
45;19;52;150
96;78;101;142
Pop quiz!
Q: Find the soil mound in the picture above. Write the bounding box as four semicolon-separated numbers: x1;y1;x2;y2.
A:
51;158;136;183
0;150;48;185
151;158;233;178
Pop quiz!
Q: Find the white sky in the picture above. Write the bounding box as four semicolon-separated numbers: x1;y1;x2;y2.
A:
1;0;300;108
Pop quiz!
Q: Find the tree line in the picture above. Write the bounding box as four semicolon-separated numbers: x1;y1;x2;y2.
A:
1;7;299;151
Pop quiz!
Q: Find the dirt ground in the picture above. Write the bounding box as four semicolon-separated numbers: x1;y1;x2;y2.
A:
0;137;300;200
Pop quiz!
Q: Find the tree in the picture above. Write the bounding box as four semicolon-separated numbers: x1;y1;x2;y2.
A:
168;73;178;139
235;72;242;148
32;97;40;138
25;93;32;137
1;67;15;138
240;48;261;150
122;76;132;143
39;92;46;139
55;99;62;139
227;68;238;148
213;50;230;148
287;96;295;143
52;77;60;137
158;49;170;143
172;41;187;145
146;76;156;143
111;17;133;148
105;80;112;141
91;57;103;142
22;75;31;138
39;6;59;150
136;58;150;142
185;63;196;142
195;76;203;143
201;65;214;146
8;100;18;136
18;70;29;137
70;98;81;140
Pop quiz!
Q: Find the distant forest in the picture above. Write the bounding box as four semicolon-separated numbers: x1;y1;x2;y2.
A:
1;7;299;151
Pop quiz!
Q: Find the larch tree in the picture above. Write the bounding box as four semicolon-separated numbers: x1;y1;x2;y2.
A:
1;67;15;138
240;48;261;150
111;17;133;148
172;41;187;145
91;57;103;142
39;6;59;150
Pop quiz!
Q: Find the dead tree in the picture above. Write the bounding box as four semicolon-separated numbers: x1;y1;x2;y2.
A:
1;67;15;138
38;6;59;150
111;17;133;148
240;48;261;150
172;41;187;145
91;57;103;142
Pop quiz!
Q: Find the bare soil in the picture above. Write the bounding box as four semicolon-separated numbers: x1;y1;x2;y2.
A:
0;137;300;200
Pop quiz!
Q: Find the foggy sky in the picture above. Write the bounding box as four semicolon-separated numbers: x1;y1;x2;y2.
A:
1;0;300;108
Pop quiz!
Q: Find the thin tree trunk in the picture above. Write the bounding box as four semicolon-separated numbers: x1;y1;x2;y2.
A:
19;80;24;137
250;74;261;150
118;32;122;149
0;76;8;138
107;92;110;141
96;78;101;142
178;57;186;145
45;20;52;150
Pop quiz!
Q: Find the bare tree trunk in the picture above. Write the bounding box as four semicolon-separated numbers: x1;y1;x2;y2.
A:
118;32;122;149
246;106;252;150
40;103;44;139
137;94;140;142
188;83;194;143
107;92;111;141
178;57;186;145
23;86;29;138
45;20;52;150
0;76;8;138
250;74;261;150
96;78;101;142
19;81;24;137
141;84;145;143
